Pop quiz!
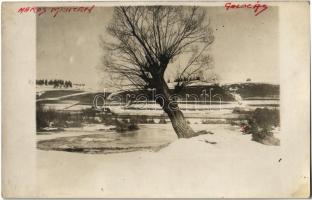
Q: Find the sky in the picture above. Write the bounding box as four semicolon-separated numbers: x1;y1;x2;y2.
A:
37;6;278;90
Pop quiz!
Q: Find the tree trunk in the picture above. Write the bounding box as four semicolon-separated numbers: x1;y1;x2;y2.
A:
165;108;196;138
155;79;197;138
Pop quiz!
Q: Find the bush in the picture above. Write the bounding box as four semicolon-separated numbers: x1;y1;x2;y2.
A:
232;107;250;114
147;118;155;124
36;104;141;133
36;104;49;129
115;120;139;132
242;108;280;146
122;118;129;123
130;116;148;124
101;115;117;125
158;118;167;124
251;108;279;128
82;108;97;118
36;104;85;131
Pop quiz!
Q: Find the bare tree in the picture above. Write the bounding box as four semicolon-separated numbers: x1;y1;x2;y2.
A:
101;6;214;138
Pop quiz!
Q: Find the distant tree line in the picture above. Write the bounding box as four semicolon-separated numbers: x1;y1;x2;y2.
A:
173;75;201;83
36;79;73;88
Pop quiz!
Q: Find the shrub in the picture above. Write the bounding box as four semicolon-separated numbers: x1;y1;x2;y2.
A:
147;118;155;124
252;108;279;128
122;118;129;123
36;104;142;133
242;108;280;146
101;115;117;125
232;107;250;114
115;120;139;132
158;118;167;124
82;108;97;118
133;116;148;124
36;104;49;129
36;103;85;131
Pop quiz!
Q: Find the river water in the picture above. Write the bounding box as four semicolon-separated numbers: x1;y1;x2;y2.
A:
37;124;178;154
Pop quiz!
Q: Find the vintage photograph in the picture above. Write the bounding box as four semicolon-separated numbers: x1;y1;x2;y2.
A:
34;5;285;196
2;1;309;198
36;5;280;149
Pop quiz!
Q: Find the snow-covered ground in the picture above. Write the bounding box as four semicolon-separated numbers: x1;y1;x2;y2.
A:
35;84;305;198
36;123;308;198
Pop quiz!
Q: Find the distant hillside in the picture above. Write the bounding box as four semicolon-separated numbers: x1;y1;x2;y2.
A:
114;85;234;103
61;92;110;105
36;89;111;105
36;82;279;105
221;82;279;99
115;82;279;103
37;90;82;99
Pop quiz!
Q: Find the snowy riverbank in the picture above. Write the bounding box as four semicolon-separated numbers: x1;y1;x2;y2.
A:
36;123;308;198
